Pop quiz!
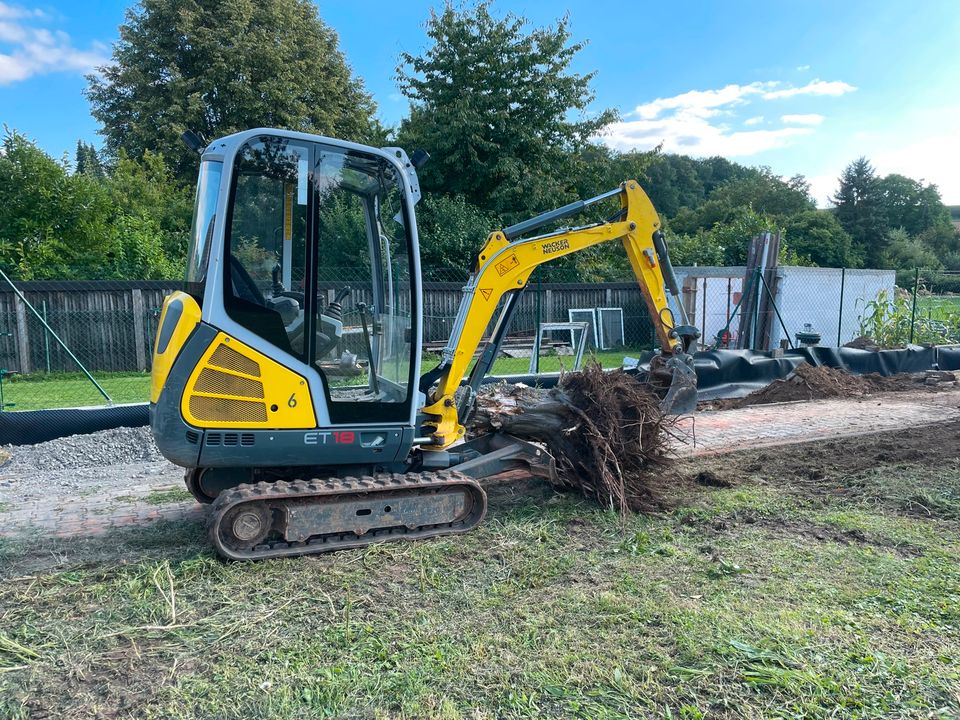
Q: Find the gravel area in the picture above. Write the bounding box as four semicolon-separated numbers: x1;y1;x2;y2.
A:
0;425;181;502
1;426;164;472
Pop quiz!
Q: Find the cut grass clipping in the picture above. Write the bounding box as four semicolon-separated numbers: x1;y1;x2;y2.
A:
472;363;672;516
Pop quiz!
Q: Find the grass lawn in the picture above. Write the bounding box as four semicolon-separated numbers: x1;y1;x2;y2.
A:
1;372;152;411
1;350;642;412
1;426;958;718
915;294;960;321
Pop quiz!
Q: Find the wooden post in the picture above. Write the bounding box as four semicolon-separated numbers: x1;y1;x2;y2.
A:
544;289;553;322
14;295;30;374
132;288;147;371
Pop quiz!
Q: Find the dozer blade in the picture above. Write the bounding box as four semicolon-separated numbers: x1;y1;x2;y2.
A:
657;353;698;415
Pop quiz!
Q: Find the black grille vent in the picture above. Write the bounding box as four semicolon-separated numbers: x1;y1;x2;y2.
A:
185;430;200;445
205;432;255;448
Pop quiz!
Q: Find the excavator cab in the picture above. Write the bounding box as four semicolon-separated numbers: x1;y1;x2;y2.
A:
150;128;697;560
151;130;429;489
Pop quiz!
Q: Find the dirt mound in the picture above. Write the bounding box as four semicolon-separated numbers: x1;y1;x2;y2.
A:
723;363;951;408
844;335;882;351
471;364;671;515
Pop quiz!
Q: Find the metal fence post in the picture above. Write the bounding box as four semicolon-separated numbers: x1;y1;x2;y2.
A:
534;274;542;373
751;267;762;350
837;267;845;347
910;267;919;344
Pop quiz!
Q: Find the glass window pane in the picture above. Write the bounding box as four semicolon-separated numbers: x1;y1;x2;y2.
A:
225;138;308;361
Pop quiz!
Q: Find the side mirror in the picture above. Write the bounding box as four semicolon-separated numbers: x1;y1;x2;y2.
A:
410;149;430;169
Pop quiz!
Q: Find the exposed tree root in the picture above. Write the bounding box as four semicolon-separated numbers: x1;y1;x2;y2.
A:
470;364;674;517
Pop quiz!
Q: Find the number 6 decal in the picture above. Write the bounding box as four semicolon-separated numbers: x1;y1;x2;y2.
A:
288;393;297;408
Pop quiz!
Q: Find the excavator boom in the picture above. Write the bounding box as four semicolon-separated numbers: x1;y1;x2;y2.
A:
420;181;699;448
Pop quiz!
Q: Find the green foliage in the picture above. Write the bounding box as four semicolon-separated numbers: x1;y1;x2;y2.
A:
415;195;500;279
662;228;726;268
857;288;960;346
74;141;104;179
883;228;943;272
708;206;778;265
87;0;377;183
782;210;861;267
833;157;888;268
395;2;616;222
0;130;186;279
876;173;952;236
0;130;111;277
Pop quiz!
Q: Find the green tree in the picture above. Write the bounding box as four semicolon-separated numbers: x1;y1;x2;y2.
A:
0;130;185;279
0;131;111;277
782;210;861;267
876;173;952;237
395;2;615;221
75;140;105;178
640;154;705;217
87;0;377;183
415;195;500;279
832;157;888;267
104;149;192;261
883;227;943;271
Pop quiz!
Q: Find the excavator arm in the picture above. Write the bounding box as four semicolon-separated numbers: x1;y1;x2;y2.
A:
419;181;699;449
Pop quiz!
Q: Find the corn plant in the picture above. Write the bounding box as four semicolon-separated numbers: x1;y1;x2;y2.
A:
858;288;960;346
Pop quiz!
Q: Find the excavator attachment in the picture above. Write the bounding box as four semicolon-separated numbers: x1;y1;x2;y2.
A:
655;352;699;415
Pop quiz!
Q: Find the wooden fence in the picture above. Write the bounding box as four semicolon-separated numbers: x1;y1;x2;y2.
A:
0;279;655;375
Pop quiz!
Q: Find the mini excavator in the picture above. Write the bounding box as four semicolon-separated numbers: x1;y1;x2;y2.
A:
150;129;698;560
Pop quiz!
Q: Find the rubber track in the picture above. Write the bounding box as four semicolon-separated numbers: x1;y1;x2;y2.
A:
207;470;487;561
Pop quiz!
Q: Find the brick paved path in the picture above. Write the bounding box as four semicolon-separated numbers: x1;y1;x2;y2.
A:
2;389;959;540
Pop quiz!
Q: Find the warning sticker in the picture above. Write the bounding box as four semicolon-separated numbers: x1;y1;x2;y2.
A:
495;254;519;276
479;288;493;301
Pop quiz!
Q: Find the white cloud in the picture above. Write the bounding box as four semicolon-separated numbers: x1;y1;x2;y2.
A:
781;114;825;125
0;3;105;85
604;79;853;158
630;81;776;120
763;79;856;100
796;65;811;71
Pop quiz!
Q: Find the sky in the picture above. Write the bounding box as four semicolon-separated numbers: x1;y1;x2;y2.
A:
2;0;959;206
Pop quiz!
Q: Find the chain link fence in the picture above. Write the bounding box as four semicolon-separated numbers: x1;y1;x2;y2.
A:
1;265;956;412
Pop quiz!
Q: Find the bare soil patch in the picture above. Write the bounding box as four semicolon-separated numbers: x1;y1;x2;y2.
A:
672;418;960;515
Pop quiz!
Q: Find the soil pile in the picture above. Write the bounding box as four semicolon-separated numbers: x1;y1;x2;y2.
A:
471;364;672;515
724;363;954;408
844;335;882;351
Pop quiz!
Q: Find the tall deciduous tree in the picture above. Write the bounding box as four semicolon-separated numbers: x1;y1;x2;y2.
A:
87;0;377;183
875;173;952;237
395;2;616;221
832;157;888;267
